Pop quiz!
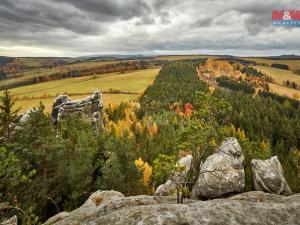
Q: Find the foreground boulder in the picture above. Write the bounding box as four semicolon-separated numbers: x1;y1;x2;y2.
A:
251;156;292;196
193;137;245;199
45;191;300;225
155;155;192;196
51;90;103;127
44;190;124;225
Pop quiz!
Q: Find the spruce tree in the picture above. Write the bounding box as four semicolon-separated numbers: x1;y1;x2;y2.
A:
15;103;65;219
0;89;20;142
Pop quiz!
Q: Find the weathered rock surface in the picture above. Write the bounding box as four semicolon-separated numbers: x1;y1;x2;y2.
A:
177;154;193;171
19;108;37;123
44;190;124;225
51;90;103;127
13;108;38;131
155;155;192;196
251;156;292;196
193;137;245;199
0;215;17;225
155;179;176;196
45;191;300;225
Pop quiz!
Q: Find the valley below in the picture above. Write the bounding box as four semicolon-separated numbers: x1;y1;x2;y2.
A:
1;55;300;224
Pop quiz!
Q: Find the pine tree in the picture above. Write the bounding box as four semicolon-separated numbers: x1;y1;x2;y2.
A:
58;116;101;210
0;89;20;142
15;103;66;219
96;134;143;196
0;147;22;201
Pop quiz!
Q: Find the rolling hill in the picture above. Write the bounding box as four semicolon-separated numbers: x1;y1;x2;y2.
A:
9;68;159;113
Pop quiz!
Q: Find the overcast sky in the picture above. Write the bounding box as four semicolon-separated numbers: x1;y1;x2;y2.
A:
0;0;300;57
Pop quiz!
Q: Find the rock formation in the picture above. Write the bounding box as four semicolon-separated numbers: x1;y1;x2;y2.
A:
45;191;300;225
19;108;37;124
0;215;17;225
51;90;103;127
13;108;38;132
155;155;192;196
251;156;292;196
193;137;245;199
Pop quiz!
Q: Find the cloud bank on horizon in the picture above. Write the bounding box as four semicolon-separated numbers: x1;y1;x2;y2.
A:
0;0;300;57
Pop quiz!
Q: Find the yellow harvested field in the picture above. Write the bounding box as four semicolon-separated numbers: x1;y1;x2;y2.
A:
6;68;159;113
254;66;300;85
1;59;133;89
2;67;64;87
269;83;300;100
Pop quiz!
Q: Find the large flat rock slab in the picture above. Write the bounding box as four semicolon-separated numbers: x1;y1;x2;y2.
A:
46;191;300;225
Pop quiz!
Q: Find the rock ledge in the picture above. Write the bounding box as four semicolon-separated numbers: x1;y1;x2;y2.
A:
45;191;300;225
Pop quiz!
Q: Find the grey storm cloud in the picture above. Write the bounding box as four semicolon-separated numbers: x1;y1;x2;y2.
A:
0;0;151;34
191;18;214;28
0;0;299;56
53;0;151;21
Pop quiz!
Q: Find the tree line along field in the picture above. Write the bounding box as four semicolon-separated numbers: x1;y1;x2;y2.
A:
7;68;160;113
0;55;213;91
253;66;300;99
2;55;300;111
155;55;218;61
254;66;300;84
240;57;300;71
218;57;300;100
18;57;78;68
268;83;300;99
0;59;143;90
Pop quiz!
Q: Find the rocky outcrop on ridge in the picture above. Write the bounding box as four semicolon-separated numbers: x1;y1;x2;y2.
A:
251;156;292;196
51;90;103;127
193;137;245;199
45;190;300;225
